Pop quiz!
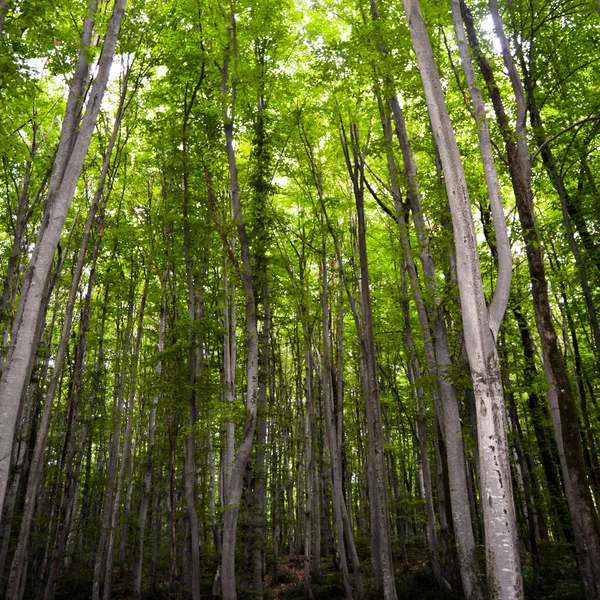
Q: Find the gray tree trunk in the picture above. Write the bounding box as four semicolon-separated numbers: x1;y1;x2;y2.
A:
376;90;483;600
0;0;126;516
403;0;522;597
464;0;600;594
345;124;397;600
219;11;259;598
132;279;165;600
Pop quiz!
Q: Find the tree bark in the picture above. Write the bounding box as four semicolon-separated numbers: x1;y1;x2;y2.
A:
462;0;600;594
0;0;126;516
403;0;523;597
220;9;259;598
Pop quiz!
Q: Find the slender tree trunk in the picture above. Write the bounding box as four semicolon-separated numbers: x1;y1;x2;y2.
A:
342;123;397;600
132;302;164;597
182;72;205;600
251;285;270;598
303;345;315;600
403;1;522;597
321;230;356;600
511;305;570;539
219;11;259;598
0;0;126;516
221;251;237;513
463;1;600;594
398;256;449;591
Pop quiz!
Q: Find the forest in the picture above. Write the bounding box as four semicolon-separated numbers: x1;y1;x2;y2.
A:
0;0;599;598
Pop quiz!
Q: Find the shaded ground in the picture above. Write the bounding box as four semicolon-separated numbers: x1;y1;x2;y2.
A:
52;541;583;599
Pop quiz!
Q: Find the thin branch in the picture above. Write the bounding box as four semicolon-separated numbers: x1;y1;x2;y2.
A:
531;114;600;164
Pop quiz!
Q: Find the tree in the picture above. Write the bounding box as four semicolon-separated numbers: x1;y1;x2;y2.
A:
402;0;523;596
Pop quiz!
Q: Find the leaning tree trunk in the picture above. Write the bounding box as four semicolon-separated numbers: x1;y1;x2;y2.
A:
374;88;482;600
6;61;129;598
0;0;126;516
403;0;522;598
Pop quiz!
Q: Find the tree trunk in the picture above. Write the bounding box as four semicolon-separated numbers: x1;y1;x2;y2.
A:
375;88;483;600
321;218;361;600
219;11;259;598
0;0;126;516
403;0;522;597
132;280;165;600
343;123;397;600
463;0;600;594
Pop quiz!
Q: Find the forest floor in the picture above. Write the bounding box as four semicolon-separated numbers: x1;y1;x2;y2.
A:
52;542;583;599
253;542;584;600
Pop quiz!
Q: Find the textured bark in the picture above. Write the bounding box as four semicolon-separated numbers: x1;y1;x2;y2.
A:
221;253;237;510
0;0;125;516
403;0;522;597
251;84;272;598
